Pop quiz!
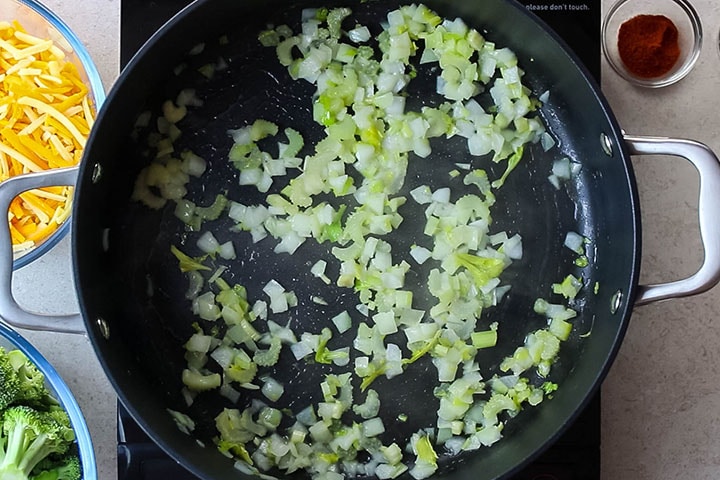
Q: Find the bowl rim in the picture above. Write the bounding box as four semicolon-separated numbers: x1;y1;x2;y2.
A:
0;321;97;480
601;0;703;88
10;0;106;270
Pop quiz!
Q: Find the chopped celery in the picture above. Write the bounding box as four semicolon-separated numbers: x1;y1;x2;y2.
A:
471;329;498;349
409;433;438;480
226;350;258;384
549;317;573;341
279;127;304;158
194;194;229;222
453;252;506;288
491;146;524;188
182;369;221;391
217;439;253;465
575;255;589;268
314;328;349;365
170;245;210;272
253;337;282;367
552;274;583;300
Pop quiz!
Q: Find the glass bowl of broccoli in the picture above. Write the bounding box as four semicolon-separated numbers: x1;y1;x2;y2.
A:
0;321;96;480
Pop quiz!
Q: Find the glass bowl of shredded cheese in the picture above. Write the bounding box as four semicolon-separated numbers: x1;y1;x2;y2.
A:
0;0;104;268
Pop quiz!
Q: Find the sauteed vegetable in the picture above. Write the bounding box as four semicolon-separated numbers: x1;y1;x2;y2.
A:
132;4;588;479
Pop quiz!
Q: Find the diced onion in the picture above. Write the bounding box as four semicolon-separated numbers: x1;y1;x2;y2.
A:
261;377;285;402
563;231;586;255
332;310;353;334
410;245;432;264
218;241;236;260
197;231;221;254
348;25;371;43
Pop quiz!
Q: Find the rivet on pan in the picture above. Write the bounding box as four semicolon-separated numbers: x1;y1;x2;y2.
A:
96;317;110;340
610;290;623;314
91;163;103;184
101;228;110;252
600;132;613;157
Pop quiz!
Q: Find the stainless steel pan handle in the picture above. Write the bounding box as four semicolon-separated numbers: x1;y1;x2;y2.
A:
625;135;720;305
0;167;85;334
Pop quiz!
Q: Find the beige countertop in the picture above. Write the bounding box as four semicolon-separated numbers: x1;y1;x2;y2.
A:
10;0;720;479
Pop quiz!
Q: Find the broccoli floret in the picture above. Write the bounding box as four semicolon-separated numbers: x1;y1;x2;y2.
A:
0;348;21;410
43;407;74;444
30;453;80;480
0;405;75;480
2;349;56;409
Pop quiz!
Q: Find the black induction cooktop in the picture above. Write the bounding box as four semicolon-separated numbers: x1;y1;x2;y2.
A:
117;1;601;479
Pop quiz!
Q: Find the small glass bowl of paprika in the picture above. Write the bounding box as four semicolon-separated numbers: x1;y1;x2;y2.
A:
602;0;702;88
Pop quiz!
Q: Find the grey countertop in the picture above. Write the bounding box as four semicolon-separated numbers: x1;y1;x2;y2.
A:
11;0;720;479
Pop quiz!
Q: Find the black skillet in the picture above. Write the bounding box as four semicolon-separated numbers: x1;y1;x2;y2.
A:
0;0;719;479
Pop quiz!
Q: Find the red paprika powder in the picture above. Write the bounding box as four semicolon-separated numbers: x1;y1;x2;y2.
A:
617;14;680;78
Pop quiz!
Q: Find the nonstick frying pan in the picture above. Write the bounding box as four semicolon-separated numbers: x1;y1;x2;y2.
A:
1;0;720;479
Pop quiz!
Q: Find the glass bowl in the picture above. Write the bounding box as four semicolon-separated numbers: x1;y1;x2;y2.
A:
602;0;702;88
0;0;105;269
0;321;97;479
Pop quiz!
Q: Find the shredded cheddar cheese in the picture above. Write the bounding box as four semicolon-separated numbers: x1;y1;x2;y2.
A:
0;20;95;253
